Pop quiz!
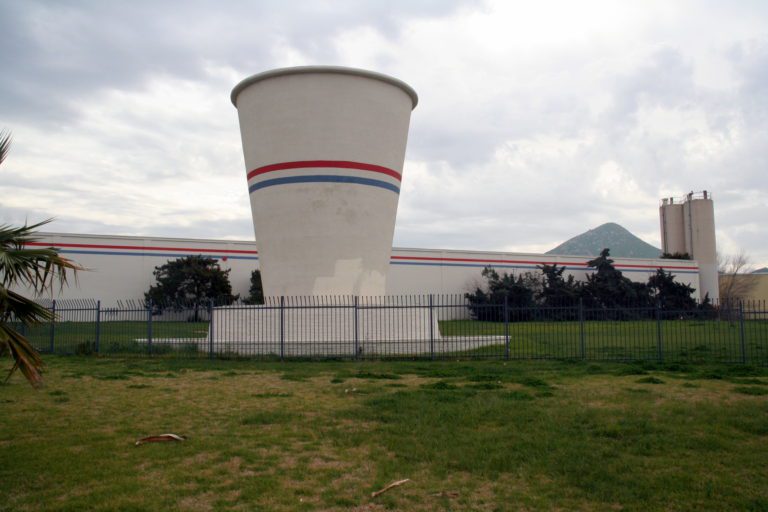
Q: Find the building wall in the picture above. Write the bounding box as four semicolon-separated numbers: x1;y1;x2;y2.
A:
749;274;768;304
388;247;700;297
29;232;701;305
719;273;768;305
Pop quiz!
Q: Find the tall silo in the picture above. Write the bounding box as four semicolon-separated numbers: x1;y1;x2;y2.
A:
231;66;418;297
659;198;686;256
684;191;718;301
659;191;719;301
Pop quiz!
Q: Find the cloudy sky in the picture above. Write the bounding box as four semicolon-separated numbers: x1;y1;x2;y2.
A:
2;0;767;266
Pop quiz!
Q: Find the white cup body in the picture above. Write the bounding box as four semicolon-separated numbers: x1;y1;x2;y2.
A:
232;67;417;296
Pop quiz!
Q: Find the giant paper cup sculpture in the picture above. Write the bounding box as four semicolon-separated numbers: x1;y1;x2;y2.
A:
231;66;418;296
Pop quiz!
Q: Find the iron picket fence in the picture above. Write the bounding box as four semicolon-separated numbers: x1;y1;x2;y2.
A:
14;296;768;365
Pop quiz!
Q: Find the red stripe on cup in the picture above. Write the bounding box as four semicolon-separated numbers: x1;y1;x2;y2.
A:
246;160;402;181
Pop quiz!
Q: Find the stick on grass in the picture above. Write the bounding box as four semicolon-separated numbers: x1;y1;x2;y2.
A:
371;479;410;498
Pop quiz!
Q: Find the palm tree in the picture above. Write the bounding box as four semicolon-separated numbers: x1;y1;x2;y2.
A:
0;131;82;386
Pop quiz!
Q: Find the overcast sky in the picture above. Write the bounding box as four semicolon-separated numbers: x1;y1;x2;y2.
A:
2;0;767;266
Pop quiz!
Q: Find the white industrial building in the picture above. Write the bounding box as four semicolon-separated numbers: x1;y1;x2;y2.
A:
30;231;700;306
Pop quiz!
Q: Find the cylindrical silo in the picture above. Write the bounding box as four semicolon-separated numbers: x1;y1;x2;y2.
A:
684;192;718;301
231;66;418;297
659;198;686;256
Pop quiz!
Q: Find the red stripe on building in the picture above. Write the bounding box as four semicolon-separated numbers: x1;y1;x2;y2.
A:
25;242;258;255
247;160;402;181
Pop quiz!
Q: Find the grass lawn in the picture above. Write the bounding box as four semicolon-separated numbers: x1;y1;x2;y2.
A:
440;319;768;364
1;357;767;511
20;321;210;356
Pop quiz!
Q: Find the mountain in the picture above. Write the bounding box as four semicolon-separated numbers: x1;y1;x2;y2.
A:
752;267;768;274
546;223;662;259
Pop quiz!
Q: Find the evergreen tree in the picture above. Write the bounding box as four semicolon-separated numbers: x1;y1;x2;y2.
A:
647;268;697;311
244;269;264;305
581;249;651;312
465;267;536;321
538;264;580;306
145;255;236;321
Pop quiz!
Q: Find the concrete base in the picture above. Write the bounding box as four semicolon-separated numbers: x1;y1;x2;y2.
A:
200;336;505;357
138;336;506;357
206;304;451;356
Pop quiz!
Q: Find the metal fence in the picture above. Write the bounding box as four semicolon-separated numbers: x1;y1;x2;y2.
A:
14;296;768;365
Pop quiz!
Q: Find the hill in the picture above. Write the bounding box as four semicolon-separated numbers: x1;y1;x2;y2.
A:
546;222;662;259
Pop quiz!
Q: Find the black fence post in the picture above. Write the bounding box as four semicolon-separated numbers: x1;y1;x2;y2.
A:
280;296;285;361
95;300;101;354
504;295;510;360
353;296;359;359
579;298;586;360
49;299;56;354
429;294;435;361
147;299;153;355
656;301;663;363
208;299;215;360
739;301;746;364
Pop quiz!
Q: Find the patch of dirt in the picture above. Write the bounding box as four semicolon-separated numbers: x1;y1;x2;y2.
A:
177;492;215;512
216;489;242;503
55;486;92;502
220;456;256;477
335;418;379;432
278;454;299;470
307;456;350;471
182;451;216;467
345;505;388;512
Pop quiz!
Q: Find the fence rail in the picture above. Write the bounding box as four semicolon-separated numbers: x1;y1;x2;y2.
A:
12;296;768;365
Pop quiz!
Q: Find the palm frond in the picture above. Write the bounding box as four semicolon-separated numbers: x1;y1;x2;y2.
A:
0;287;54;325
0;220;83;292
0;130;10;166
0;218;83;386
0;322;43;387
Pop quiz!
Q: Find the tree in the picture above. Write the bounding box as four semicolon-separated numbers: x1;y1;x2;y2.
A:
244;269;264;305
1;132;81;386
647;268;697;311
537;264;580;306
465;267;537;321
144;255;236;321
718;250;757;306
581;248;651;312
1;222;81;386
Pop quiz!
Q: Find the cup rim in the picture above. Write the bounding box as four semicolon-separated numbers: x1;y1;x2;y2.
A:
231;65;418;109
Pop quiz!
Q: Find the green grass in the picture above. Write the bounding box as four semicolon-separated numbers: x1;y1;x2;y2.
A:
19;321;208;356
440;319;768;364
1;357;767;511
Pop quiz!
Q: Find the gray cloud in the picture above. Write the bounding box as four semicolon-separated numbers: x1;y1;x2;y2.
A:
0;0;474;125
2;0;767;267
